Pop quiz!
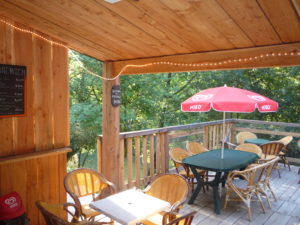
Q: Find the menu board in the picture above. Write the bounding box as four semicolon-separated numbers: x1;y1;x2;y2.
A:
111;85;121;107
0;64;26;117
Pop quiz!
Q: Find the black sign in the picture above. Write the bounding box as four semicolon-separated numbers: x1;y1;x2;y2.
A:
111;85;121;107
0;64;26;117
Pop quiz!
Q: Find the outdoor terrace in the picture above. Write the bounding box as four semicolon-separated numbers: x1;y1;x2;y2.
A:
180;165;300;225
94;119;300;224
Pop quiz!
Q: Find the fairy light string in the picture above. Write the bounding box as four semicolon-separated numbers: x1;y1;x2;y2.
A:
1;18;300;81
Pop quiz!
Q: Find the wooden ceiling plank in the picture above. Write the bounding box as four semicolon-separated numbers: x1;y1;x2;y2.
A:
112;43;300;75
98;0;195;52
0;3;118;60
258;0;300;43
132;0;219;51
7;0;151;59
160;0;242;49
71;0;176;56
191;0;254;48
217;0;282;46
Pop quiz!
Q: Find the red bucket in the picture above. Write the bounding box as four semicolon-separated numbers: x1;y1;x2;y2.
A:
0;192;25;220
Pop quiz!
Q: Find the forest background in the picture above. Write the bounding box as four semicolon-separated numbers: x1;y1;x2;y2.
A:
68;51;300;169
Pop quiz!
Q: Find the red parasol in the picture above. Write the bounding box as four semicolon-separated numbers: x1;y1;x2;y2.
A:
181;85;278;158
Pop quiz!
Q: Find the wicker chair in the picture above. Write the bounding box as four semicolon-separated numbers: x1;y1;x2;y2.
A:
235;143;262;157
260;142;284;178
36;201;104;225
164;211;196;225
141;173;190;225
224;162;268;221
64;168;116;221
186;142;208;155
236;132;257;145
277;136;293;171
256;157;280;207
169;148;207;191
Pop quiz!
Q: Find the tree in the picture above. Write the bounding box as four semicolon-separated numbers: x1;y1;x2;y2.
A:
69;50;300;168
69;51;103;168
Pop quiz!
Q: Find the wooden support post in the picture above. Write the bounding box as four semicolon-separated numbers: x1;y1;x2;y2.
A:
100;62;120;187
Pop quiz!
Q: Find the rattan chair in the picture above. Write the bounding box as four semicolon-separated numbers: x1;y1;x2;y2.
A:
260;142;284;178
164;211;196;225
64;168;116;221
236;132;257;145
256;157;280;207
224;162;268;221
235;143;262;157
141;173;190;225
169;148;207;191
277;136;293;171
186;142;208;155
36;201;104;225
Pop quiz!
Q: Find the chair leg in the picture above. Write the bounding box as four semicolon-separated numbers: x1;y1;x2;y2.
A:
267;183;277;202
223;190;229;209
247;206;252;221
277;169;281;178
282;155;291;171
287;160;291;171
255;190;267;212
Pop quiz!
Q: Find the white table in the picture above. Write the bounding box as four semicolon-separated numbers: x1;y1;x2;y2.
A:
90;189;171;225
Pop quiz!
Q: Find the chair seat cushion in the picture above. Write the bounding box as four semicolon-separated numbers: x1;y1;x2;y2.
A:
261;154;276;160
82;204;100;218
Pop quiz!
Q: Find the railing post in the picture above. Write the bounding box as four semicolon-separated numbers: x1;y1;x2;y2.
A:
162;132;169;173
96;136;102;173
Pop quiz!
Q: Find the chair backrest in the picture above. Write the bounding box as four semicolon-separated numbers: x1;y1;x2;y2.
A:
261;142;284;157
169;148;191;169
36;201;80;225
165;211;196;225
228;161;267;189
235;143;262;157
236;132;257;145
259;157;279;183
186;142;208;155
64;168;116;215
144;173;190;210
278;136;293;150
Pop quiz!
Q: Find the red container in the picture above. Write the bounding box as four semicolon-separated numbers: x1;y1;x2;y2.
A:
0;192;25;220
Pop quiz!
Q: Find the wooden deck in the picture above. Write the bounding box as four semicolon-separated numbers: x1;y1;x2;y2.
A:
180;165;300;225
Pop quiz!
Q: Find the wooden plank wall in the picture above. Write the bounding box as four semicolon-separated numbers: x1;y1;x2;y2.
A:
0;18;69;225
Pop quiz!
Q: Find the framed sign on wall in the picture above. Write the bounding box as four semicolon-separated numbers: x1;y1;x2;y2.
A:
0;64;26;117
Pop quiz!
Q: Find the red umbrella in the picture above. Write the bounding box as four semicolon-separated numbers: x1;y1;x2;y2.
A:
181;85;278;158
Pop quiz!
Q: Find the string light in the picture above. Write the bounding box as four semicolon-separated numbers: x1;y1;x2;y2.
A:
1;18;299;81
0;18;67;48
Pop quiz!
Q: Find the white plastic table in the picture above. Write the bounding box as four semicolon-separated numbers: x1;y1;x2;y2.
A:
90;189;171;225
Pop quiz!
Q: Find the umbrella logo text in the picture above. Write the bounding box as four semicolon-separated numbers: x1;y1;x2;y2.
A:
190;105;202;110
247;95;266;101
192;94;213;102
261;105;271;110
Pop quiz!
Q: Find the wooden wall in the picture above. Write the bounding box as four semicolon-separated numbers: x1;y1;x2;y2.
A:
0;19;69;225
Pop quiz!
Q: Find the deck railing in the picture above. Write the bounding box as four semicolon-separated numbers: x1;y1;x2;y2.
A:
97;119;300;190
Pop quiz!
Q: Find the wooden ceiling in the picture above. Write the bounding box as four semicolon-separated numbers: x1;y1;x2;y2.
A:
1;0;300;68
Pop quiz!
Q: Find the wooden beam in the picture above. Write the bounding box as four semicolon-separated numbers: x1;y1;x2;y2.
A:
112;43;300;75
100;62;120;187
0;147;71;165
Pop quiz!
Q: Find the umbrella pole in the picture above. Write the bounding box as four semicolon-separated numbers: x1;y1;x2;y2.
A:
221;111;225;159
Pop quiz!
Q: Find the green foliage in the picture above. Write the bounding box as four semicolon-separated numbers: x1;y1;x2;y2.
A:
69;50;300;168
69;51;102;168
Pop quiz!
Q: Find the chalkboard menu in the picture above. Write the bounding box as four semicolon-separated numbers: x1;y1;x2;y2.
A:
111;85;121;107
0;64;26;117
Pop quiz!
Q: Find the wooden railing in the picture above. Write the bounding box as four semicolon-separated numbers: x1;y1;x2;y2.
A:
97;119;300;190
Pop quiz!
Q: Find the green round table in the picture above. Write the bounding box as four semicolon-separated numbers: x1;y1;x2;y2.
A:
244;138;270;145
183;149;259;214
